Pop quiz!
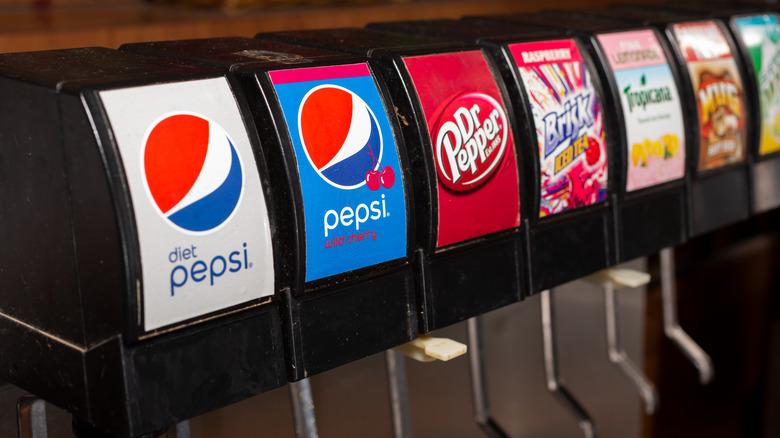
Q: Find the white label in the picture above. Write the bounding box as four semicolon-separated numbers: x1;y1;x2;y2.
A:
100;78;274;331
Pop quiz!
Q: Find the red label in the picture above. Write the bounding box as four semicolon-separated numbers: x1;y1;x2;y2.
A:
513;39;583;66
403;51;520;248
672;21;733;62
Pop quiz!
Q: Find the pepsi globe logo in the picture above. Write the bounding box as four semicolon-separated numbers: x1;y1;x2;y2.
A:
298;85;395;191
432;92;509;192
142;113;244;234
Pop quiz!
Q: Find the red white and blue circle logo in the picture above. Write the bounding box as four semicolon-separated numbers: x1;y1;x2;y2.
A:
142;113;244;233
298;85;395;191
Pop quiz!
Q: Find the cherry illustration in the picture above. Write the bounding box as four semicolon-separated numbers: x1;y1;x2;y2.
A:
585;136;601;166
380;166;395;189
365;169;381;191
365;145;395;190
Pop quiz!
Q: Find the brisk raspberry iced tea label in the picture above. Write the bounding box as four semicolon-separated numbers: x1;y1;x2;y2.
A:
270;64;407;282
402;50;520;248
598;30;686;192
509;39;608;217
672;21;746;171
734;14;780;156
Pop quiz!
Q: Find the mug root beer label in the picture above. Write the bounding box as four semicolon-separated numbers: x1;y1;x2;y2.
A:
673;21;746;171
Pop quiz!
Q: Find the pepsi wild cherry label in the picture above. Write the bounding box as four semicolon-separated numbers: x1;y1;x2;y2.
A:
99;78;275;332
672;21;747;171
269;64;407;282
402;51;520;248
509;39;608;218
598;30;686;192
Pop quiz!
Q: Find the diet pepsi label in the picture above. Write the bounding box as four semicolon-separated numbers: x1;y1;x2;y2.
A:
99;78;274;332
402;51;520;248
269;63;407;282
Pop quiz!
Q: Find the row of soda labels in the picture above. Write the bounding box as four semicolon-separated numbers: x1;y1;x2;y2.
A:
79;9;780;333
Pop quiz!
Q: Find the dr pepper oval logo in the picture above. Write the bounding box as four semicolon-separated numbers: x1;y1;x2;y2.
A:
432;92;509;192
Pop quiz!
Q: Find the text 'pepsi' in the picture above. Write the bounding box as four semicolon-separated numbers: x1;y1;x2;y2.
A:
99;78;275;332
323;194;388;237
169;243;252;296
270;63;407;282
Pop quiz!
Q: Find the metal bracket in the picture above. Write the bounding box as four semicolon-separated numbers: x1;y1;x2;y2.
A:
17;395;47;438
585;268;658;415
167;421;191;438
541;289;598;438
659;247;714;385
290;379;319;438
467;316;510;438
385;350;413;438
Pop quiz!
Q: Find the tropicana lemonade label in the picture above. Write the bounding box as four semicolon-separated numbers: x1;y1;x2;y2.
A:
598;30;686;191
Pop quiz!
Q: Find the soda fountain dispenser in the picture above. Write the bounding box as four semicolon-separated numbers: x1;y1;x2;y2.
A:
0;47;286;438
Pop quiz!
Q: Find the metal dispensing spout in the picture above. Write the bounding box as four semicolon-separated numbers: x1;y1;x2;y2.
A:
290;379;320;438
584;269;659;415
386;334;467;438
17;395;47;438
659;248;714;385
467;316;510;438
541;290;598;438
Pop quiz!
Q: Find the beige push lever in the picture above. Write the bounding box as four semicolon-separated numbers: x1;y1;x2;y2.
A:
393;335;468;362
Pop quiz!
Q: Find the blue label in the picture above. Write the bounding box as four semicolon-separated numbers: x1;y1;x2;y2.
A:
270;64;408;282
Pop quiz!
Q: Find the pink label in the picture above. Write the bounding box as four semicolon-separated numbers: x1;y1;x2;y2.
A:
512;39;583;67
403;50;520;248
673;21;733;62
268;63;369;84
598;30;668;71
